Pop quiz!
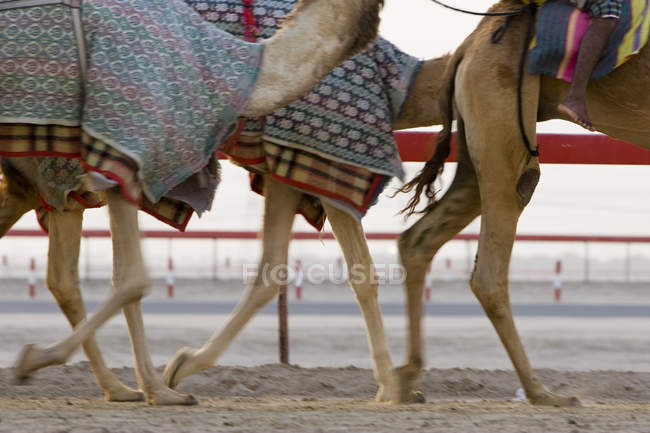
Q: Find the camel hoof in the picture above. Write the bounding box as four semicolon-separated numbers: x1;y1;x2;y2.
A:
163;347;194;389
375;384;392;402
14;344;62;383
146;389;198;406
376;386;425;404
529;391;582;408
391;365;421;404
411;391;426;404
105;386;145;403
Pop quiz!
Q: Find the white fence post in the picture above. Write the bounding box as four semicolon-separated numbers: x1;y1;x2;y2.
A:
553;260;562;303
167;257;175;298
294;259;303;300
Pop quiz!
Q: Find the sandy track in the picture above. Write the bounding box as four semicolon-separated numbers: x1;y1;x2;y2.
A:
2;399;649;433
1;364;649;433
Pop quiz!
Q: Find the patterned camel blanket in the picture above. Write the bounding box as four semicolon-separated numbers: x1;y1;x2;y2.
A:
528;0;650;82
0;124;210;231
190;0;422;228
0;0;263;229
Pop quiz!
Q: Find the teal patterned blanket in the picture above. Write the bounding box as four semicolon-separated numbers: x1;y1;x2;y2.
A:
0;0;263;204
190;0;422;180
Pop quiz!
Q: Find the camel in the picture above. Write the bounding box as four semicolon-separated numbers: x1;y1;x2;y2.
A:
393;0;650;406
2;0;386;405
160;55;448;402
2;52;448;403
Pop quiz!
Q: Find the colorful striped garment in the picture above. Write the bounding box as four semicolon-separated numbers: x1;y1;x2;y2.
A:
528;0;650;82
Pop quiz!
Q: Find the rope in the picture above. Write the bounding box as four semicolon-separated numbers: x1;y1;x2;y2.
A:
516;4;540;157
431;0;540;157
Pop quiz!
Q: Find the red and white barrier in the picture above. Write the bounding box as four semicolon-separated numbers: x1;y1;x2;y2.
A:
224;256;232;280
294;259;303;301
334;257;345;283
444;258;452;281
28;258;36;298
553;260;562;303
166;258;175;298
424;263;433;302
0;255;8;278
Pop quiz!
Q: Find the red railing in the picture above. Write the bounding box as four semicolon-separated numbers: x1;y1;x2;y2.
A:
5;229;650;244
393;131;650;164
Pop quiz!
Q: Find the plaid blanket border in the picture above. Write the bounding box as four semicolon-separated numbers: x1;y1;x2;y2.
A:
222;133;387;230
0;124;195;231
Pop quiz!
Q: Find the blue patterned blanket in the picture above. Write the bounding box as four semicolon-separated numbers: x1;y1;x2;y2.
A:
0;0;263;205
263;36;420;179
190;0;422;224
196;0;420;180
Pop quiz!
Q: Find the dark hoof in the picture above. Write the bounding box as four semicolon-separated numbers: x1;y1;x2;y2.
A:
412;391;426;404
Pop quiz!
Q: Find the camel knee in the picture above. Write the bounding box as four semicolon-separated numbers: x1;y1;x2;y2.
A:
398;229;434;271
48;287;86;324
398;232;433;297
46;271;80;299
398;226;422;259
115;290;143;306
250;287;278;310
113;278;150;305
470;272;510;320
247;279;280;310
46;269;77;290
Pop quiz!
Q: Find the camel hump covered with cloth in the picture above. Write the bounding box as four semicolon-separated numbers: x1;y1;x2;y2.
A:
0;0;265;230
190;0;422;229
527;0;650;81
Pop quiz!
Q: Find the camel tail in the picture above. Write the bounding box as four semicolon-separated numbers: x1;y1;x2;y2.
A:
397;44;465;217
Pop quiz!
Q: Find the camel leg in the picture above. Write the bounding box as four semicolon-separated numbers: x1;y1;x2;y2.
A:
14;191;149;378
121;299;195;405
470;166;579;406
164;175;301;388
394;120;482;402
15;190;195;405
457;74;581;405
323;202;398;402
0;170;141;400
0;177;35;236
46;209;143;402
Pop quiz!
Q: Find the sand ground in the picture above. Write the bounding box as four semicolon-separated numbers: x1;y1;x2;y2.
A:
0;279;648;432
0;364;649;433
